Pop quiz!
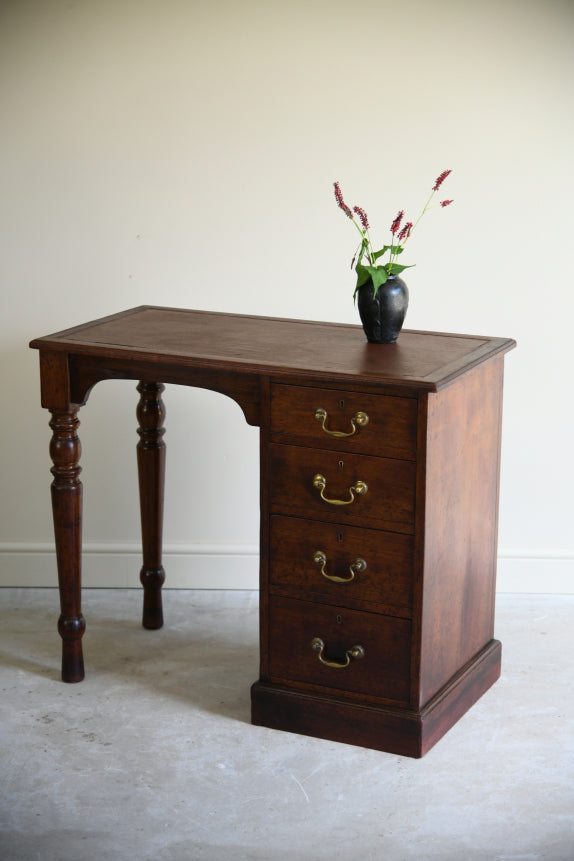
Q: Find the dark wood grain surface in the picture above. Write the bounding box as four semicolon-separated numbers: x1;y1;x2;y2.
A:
269;383;418;459
413;357;506;707
268;596;412;705
268;443;416;531
30;305;516;392
269;515;414;615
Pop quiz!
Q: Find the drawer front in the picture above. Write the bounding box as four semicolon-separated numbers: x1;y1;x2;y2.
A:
270;384;417;459
268;596;411;704
269;443;416;530
270;515;413;613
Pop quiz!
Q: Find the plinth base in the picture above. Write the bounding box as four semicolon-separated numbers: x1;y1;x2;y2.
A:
251;640;501;758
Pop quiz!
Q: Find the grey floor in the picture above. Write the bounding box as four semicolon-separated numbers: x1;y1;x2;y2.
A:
1;589;573;861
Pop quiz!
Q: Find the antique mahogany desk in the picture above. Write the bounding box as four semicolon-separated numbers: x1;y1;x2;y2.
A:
30;307;515;757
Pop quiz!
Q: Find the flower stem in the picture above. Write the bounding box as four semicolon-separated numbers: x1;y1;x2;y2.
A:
350;218;374;265
412;190;435;233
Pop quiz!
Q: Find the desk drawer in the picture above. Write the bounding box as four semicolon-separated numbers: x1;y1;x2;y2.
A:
269;515;413;614
270;384;417;459
268;596;411;704
269;443;416;530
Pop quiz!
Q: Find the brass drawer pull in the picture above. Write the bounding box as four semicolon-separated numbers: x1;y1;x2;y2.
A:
312;473;368;506
314;407;369;438
310;637;365;668
313;550;367;583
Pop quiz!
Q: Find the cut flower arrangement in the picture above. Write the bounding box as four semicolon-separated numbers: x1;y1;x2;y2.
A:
334;170;454;302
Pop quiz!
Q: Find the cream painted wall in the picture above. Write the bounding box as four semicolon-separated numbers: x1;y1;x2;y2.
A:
1;0;573;591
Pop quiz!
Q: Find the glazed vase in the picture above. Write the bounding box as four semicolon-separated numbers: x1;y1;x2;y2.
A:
357;275;409;343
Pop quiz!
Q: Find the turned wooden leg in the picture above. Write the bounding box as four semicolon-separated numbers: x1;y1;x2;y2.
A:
49;408;85;683
136;382;166;629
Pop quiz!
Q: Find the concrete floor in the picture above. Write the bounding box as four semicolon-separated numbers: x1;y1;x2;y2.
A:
0;589;573;861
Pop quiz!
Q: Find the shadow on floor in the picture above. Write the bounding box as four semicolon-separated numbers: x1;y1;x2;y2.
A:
0;590;260;725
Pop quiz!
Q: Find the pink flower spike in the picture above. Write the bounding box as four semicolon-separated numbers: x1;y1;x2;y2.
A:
334;181;354;219
440;199;454;207
390;210;404;235
353;206;370;230
433;170;452;191
398;221;413;242
333;181;345;207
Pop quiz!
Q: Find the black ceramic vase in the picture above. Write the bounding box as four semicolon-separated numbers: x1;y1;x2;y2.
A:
357;275;409;343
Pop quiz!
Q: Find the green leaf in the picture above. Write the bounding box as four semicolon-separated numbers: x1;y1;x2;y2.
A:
354;238;368;266
369;266;389;293
373;245;391;261
387;262;415;275
355;262;371;289
373;244;404;261
353;264;388;301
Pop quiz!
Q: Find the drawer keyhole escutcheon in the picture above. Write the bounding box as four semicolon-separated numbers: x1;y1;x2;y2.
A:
312;474;368;506
310;637;365;668
314;407;369;438
313;550;367;583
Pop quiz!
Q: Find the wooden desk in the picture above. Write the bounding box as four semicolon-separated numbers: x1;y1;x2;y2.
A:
30;306;515;757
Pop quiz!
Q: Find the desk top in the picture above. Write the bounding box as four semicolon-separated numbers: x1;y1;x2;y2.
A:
30;306;515;392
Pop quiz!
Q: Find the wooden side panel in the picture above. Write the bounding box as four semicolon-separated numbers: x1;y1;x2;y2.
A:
258;376;272;680
417;356;504;707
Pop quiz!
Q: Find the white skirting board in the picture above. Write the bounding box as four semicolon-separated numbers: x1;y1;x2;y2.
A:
0;544;572;593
